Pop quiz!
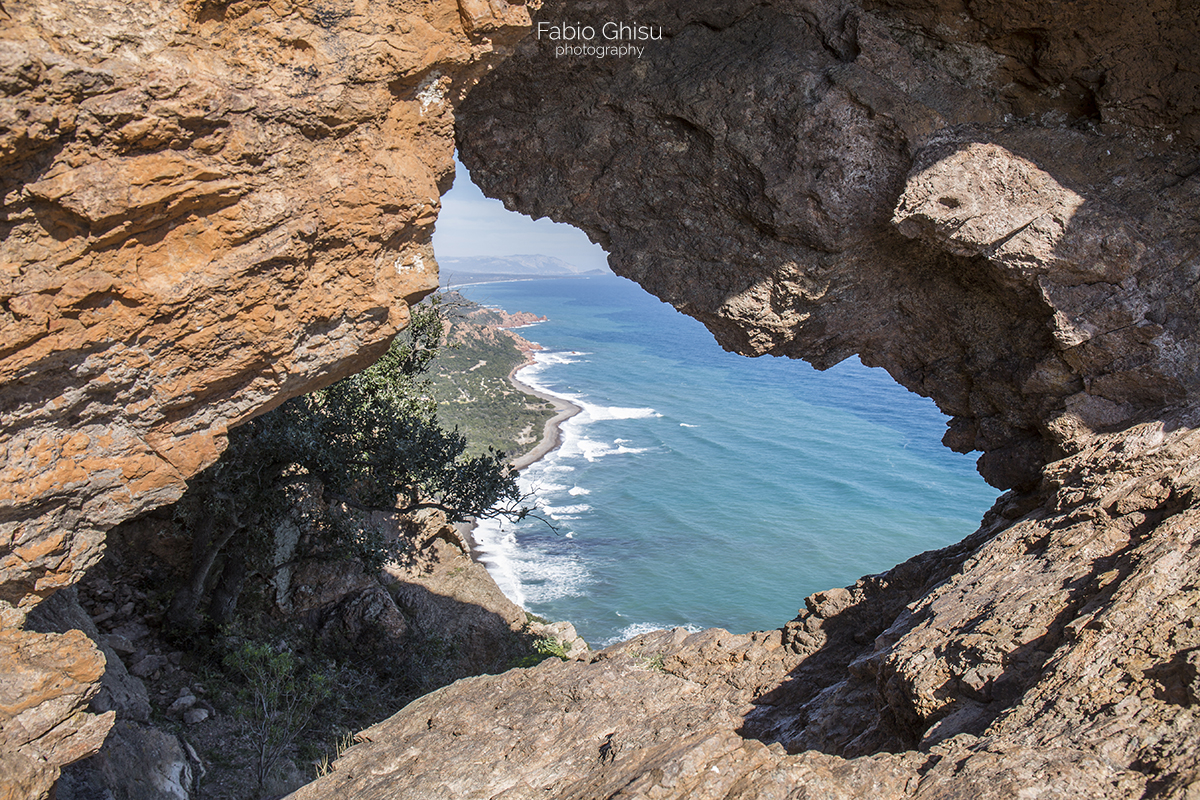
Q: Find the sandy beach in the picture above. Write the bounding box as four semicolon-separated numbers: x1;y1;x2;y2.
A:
507;365;582;471
457;360;581;560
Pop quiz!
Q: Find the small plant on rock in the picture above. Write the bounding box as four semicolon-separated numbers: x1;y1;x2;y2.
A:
223;640;334;795
535;636;571;661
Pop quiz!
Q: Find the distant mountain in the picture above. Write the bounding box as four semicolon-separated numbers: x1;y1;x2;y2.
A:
438;254;607;277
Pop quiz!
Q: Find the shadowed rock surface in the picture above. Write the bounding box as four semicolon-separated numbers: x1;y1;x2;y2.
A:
459;0;1200;494
290;417;1200;797
288;0;1200;797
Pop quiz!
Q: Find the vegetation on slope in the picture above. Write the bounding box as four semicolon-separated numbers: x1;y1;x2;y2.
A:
63;296;570;798
427;292;558;458
166;298;526;634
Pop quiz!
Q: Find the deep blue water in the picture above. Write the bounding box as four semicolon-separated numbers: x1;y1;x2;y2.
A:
458;275;997;646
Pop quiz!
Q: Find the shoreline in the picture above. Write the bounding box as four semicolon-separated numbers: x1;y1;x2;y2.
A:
459;355;582;561
507;362;583;471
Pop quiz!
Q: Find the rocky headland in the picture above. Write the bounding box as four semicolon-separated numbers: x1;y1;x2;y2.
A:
4;0;1200;797
429;292;563;459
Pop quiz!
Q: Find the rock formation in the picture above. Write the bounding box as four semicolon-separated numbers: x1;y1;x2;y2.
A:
0;0;532;794
7;0;1200;795
459;0;1200;494
289;0;1200;797
296;416;1200;798
27;505;586;798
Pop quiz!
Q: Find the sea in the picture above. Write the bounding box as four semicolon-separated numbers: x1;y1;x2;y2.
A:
457;274;999;647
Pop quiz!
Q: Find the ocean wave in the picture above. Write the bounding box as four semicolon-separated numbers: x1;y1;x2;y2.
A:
601;621;703;648
568;486;591;496
518;352;664;431
544;504;592;517
471;515;591;608
529;482;570;495
527;351;589;371
539;462;576;474
680;423;699;428
471;521;528;607
573;437;651;462
520;557;590;604
586;406;661;421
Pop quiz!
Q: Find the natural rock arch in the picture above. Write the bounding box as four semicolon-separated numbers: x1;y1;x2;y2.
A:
293;0;1200;797
4;0;1200;796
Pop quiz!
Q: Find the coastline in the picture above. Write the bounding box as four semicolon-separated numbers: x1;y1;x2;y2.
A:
459;356;582;561
507;363;583;471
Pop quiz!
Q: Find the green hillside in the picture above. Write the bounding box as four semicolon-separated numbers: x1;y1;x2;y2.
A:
428;293;557;459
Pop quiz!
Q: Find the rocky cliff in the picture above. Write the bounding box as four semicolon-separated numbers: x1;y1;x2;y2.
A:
0;0;532;795
27;504;586;799
290;0;1200;797
7;0;1200;797
459;0;1200;494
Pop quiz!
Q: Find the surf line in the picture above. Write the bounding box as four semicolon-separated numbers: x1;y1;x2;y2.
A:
507;353;584;472
457;349;581;564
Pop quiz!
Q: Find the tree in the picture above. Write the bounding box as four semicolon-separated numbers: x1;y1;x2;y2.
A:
166;298;526;631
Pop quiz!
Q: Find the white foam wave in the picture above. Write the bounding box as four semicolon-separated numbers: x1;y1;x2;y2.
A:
544;504;591;517
476;348;664;614
471;520;528;607
572;438;651;462
530;482;569;495
680;423;699;428
602;622;704;648
521;560;590;604
516;352;662;434
471;515;590;608
588;407;661;421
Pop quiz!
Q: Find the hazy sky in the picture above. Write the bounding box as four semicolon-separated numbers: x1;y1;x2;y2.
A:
432;155;611;272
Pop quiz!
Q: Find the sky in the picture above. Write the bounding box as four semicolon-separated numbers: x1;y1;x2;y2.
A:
431;155;612;272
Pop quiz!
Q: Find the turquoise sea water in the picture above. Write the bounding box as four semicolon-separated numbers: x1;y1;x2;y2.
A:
458;275;998;646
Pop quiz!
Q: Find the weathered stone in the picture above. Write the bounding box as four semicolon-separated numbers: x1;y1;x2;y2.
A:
25;587;151;723
7;0;1200;796
128;654;168;679
280;0;1200;796
291;419;1200;798
458;0;1200;492
108;622;150;645
181;708;208;726
381;509;547;677
1;0;532;789
1;0;532;616
56;720;192;800
0;623;112;800
165;695;195;717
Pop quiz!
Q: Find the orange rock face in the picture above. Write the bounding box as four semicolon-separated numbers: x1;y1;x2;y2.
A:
0;0;532;792
0;626;113;800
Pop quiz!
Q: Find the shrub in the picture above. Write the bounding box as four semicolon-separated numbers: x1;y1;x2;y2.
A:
223;641;335;794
